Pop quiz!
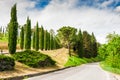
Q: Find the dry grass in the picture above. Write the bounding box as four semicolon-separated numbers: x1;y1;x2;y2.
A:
0;48;69;79
0;42;20;51
40;48;69;68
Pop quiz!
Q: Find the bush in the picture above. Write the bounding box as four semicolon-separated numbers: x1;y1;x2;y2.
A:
12;50;56;68
65;56;87;67
0;55;15;71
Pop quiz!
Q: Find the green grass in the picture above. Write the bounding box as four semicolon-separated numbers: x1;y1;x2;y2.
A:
0;37;8;42
100;61;120;74
64;56;87;67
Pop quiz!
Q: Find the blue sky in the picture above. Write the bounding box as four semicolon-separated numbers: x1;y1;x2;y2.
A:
0;0;120;43
33;0;120;10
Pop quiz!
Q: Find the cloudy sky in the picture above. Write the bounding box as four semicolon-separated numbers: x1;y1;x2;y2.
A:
0;0;120;43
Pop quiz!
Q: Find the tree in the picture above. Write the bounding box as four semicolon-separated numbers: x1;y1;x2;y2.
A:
47;32;50;50
32;31;35;49
8;4;18;54
76;29;83;57
50;34;54;50
91;32;97;57
20;26;24;49
57;26;77;56
44;30;47;50
25;17;31;49
40;26;44;50
35;22;39;51
82;31;92;58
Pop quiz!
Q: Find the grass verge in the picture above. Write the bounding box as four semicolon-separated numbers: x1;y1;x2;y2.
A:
64;56;87;67
100;61;120;74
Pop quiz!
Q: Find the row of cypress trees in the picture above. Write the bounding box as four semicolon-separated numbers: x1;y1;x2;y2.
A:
20;21;60;51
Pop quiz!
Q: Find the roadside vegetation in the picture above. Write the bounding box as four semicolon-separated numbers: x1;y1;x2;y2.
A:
98;33;120;74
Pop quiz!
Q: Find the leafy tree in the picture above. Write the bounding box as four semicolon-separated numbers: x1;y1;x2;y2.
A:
25;17;31;49
99;34;120;68
40;26;44;50
8;4;18;54
57;26;77;56
20;26;24;49
35;22;39;51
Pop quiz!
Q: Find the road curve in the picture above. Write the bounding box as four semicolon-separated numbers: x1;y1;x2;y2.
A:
27;63;117;80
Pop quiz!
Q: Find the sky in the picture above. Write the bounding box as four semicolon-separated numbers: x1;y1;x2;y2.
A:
0;0;120;43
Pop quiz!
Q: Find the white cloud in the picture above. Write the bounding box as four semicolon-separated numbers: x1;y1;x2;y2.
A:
115;6;120;12
101;0;113;8
0;0;120;44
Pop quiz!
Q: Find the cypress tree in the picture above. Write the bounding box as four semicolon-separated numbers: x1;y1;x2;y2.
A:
47;32;50;50
44;30;47;50
50;34;54;50
25;17;31;49
40;26;44;50
8;4;18;54
32;31;35;49
83;31;92;58
76;29;83;57
35;22;39;51
91;32;97;57
20;26;24;49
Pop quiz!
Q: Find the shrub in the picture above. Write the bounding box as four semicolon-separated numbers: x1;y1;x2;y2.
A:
12;50;55;68
0;55;15;71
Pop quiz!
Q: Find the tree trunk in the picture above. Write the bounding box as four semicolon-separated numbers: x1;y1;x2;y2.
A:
68;42;71;56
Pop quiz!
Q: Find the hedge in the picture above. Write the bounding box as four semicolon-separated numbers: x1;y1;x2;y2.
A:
12;50;56;68
0;55;15;71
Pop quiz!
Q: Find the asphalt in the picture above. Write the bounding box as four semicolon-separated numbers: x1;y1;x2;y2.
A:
27;63;118;80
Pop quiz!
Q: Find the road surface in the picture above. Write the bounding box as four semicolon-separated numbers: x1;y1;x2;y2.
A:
27;63;118;80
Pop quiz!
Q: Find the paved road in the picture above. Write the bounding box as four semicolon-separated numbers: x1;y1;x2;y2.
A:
28;63;117;80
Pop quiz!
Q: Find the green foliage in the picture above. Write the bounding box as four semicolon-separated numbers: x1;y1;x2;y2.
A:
47;32;50;50
20;26;24;49
40;26;44;50
75;29;83;57
13;50;56;68
0;55;15;71
32;31;35;49
44;30;47;50
8;4;18;54
35;22;39;51
99;34;120;69
100;61;120;74
57;26;77;56
65;56;87;67
25;17;31;50
50;34;54;50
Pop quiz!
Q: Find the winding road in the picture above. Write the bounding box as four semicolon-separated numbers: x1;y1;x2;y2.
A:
28;63;118;80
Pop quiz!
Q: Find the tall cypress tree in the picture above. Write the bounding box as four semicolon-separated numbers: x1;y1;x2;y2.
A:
91;32;97;57
76;29;83;57
35;22;39;51
32;30;35;49
44;30;47;50
25;17;31;49
50;34;54;50
83;31;92;58
47;32;50;50
8;4;18;54
40;26;44;50
20;26;24;50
